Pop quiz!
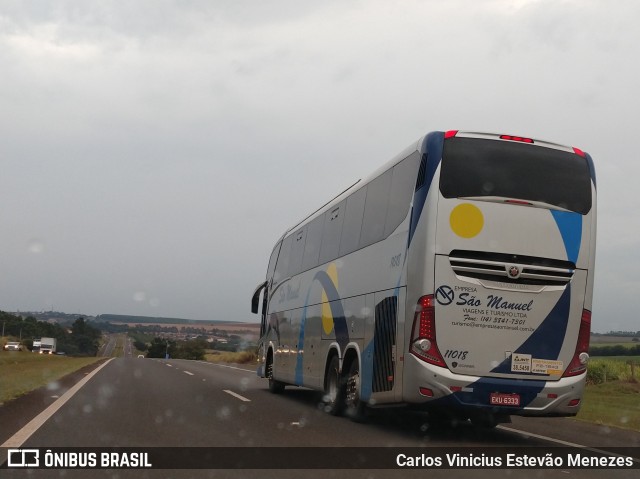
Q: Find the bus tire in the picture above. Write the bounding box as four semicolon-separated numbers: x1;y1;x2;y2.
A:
267;355;285;394
344;359;366;422
323;355;344;416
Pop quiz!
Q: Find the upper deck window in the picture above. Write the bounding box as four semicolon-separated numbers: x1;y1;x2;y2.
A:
440;137;592;214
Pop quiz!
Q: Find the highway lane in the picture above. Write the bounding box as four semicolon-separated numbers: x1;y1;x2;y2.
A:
98;335;117;357
98;334;134;358
2;358;638;479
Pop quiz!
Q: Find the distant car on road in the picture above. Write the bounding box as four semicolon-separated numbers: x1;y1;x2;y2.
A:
3;342;23;351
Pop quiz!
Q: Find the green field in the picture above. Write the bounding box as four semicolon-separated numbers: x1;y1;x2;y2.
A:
574;356;640;431
0;352;102;404
587;356;639;383
576;381;640;430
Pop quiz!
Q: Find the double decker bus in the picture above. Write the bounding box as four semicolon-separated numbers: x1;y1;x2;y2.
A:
251;130;596;426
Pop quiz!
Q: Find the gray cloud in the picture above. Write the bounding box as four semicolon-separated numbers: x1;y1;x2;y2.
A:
0;0;638;331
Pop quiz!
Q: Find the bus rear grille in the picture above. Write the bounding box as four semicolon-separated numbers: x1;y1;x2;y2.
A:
448;250;575;286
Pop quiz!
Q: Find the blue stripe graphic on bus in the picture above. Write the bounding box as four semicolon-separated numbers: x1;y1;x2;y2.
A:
408;132;445;247
490;285;571;375
294;268;349;385
551;210;582;264
448;377;546;410
361;340;374;401
313;269;349;350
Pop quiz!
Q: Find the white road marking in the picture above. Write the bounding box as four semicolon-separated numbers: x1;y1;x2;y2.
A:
200;362;255;373
497;425;640;462
223;390;251;402
166;364;173;367
1;358;114;448
498;425;586;448
183;371;194;376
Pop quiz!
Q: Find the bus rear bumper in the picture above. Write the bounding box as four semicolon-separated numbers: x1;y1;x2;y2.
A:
401;355;586;417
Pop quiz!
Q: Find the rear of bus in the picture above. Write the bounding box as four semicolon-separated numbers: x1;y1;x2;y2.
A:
405;131;596;419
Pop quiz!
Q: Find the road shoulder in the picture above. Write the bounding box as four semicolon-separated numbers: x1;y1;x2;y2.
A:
0;358;109;444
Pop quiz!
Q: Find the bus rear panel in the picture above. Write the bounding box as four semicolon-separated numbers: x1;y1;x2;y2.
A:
404;131;596;417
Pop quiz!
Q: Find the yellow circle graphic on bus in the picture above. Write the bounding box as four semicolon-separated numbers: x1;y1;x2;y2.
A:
450;203;484;238
322;263;339;335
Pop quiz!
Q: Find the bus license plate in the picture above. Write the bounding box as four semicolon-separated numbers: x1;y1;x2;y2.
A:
490;393;520;406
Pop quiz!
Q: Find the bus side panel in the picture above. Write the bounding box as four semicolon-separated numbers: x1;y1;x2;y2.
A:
299;302;322;389
393;288;407;403
276;309;295;384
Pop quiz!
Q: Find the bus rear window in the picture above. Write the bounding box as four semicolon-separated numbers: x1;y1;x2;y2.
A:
440;137;592;214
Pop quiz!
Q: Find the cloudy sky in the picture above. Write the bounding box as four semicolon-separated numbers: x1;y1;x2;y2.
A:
1;0;638;333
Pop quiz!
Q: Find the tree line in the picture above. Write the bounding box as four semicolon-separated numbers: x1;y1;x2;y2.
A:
589;344;640;357
142;337;208;360
1;310;101;356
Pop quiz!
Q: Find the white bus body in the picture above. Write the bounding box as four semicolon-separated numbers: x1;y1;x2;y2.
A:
251;131;596;424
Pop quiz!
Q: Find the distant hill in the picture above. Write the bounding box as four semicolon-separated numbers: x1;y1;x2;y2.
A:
13;311;96;323
96;314;244;325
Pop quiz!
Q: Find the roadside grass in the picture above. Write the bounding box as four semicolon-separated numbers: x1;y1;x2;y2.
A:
205;350;257;365
587;357;639;384
576;356;640;431
0;353;102;404
577;381;640;431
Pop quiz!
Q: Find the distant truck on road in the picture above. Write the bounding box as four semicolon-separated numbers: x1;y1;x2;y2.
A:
39;337;57;354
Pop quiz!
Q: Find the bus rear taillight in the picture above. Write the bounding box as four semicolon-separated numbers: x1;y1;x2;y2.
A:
499;134;534;143
444;130;458;139
563;309;591;377
573;147;586;158
410;295;446;368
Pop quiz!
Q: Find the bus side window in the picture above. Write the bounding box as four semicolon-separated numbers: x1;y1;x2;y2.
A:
302;216;324;271
339;186;367;256
319;200;345;265
288;228;306;276
385;152;421;236
274;234;293;282
266;241;281;282
359;169;392;248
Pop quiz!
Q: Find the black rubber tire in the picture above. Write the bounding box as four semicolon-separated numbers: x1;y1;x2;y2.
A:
344;359;366;422
267;356;285;394
323;355;344;415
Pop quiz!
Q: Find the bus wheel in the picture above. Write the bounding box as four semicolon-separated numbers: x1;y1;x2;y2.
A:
323;355;344;415
344;360;366;422
267;356;285;394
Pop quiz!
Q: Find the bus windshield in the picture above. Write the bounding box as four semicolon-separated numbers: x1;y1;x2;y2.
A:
440;137;592;214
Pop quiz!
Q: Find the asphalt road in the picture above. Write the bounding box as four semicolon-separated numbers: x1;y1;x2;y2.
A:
97;335;117;357
97;334;134;358
1;358;639;479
